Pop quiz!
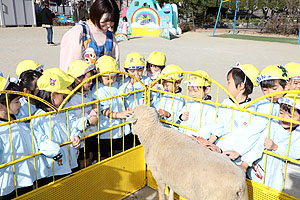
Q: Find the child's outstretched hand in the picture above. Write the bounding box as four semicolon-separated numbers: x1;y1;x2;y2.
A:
150;81;159;90
264;138;278;151
224;151;240;160
157;109;171;118
88;115;98;126
118;108;133;119
181;112;189;121
72;136;81;149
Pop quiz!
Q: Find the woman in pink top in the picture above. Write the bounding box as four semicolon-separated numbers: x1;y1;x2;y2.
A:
60;0;120;72
120;16;129;35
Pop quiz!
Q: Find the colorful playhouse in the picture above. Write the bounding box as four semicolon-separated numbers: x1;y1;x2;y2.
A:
122;0;181;39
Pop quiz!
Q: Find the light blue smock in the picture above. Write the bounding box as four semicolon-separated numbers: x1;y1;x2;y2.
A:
0;120;35;196
16;97;37;128
32;109;72;177
122;76;151;109
178;100;216;139
245;120;300;191
64;92;97;169
92;81;130;139
235;98;280;155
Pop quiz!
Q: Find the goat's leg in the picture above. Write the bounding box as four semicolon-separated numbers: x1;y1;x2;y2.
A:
157;182;166;200
168;187;174;200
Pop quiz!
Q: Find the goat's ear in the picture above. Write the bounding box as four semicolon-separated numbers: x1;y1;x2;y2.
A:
126;114;137;124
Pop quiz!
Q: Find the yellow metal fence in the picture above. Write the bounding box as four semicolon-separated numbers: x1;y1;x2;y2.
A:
0;71;299;199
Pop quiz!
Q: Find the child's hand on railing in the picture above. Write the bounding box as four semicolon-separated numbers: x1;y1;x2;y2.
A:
181;112;189;121
150;81;159;89
88;115;98;126
72;136;81;149
264;138;278;151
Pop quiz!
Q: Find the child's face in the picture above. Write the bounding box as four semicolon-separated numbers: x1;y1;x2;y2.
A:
278;105;300;130
226;72;241;99
82;72;93;91
188;86;209;100
261;80;285;102
149;64;161;74
127;68;144;81
9;97;21;115
288;79;300;90
52;92;67;108
162;80;180;93
100;75;116;86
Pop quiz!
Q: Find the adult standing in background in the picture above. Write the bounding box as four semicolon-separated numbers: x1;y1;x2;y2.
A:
60;0;120;72
73;1;89;23
42;1;56;45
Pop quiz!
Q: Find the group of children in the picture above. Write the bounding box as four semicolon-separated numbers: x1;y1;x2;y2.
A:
0;51;300;198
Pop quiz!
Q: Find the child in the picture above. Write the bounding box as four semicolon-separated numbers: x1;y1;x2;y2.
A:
146;51;166;81
229;64;290;157
239;94;300;192
66;60;98;169
17;70;43;120
92;55;132;159
120;16;129;36
33;71;80;182
154;64;185;127
123;52;151;109
178;70;215;139
0;77;35;198
284;62;300;90
208;64;259;148
16;60;44;77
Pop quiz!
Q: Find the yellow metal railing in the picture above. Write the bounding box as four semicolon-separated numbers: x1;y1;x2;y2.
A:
1;71;300;199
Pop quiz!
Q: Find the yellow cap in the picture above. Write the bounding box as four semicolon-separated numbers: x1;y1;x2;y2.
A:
278;94;300;111
0;75;10;91
159;64;184;81
45;68;75;86
234;63;260;87
256;64;289;85
38;71;71;94
147;51;166;66
284;62;300;79
16;60;44;77
67;60;95;78
96;55;118;76
185;70;211;87
124;52;145;69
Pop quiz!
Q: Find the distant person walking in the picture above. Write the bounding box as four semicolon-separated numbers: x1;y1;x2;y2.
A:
73;1;89;23
42;1;55;44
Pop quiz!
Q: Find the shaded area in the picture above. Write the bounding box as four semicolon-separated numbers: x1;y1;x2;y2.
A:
214;34;298;45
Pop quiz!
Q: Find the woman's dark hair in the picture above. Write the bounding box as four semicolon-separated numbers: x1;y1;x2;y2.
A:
89;0;120;33
280;103;300;115
35;90;53;112
227;68;253;96
0;82;22;106
260;79;287;89
146;62;165;73
19;70;42;92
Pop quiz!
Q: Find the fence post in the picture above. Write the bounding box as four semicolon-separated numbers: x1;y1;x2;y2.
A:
213;0;223;37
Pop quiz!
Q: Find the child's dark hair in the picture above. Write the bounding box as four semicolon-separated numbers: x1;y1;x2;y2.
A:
146;62;165;73
19;70;42;93
71;70;96;90
260;79;287;89
123;16;128;22
0;82;22;106
280;103;300;115
35;90;53;112
89;0;120;33
227;68;253;96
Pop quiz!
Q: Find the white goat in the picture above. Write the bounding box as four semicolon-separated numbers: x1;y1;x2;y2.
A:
131;105;248;200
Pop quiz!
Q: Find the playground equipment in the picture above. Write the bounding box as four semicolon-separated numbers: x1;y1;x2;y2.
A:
123;0;181;39
213;0;239;36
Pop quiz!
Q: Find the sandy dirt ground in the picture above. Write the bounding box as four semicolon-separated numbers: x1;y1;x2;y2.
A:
1;26;300;199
